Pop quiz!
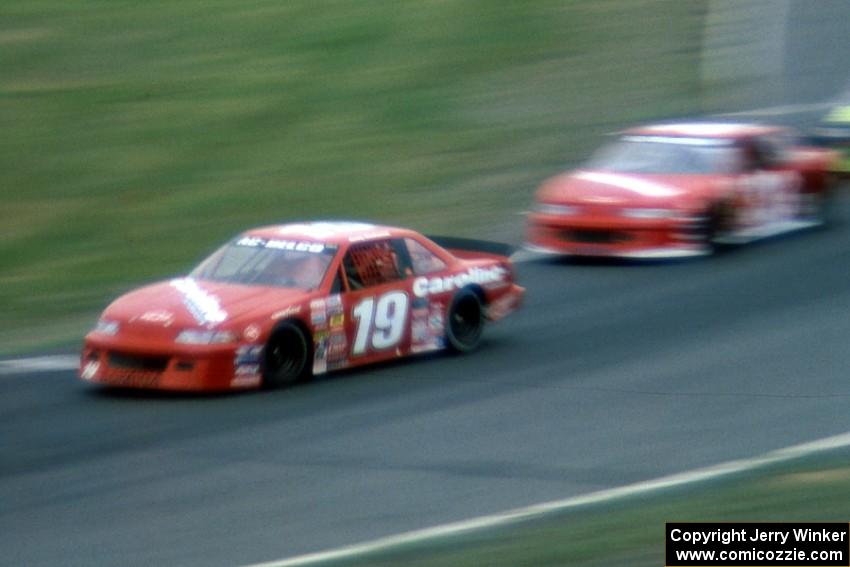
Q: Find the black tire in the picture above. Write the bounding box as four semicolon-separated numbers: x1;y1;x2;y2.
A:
263;322;310;388
446;288;484;353
700;202;733;253
799;176;836;225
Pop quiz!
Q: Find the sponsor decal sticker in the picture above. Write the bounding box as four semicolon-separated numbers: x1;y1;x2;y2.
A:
429;313;444;333
411;300;445;353
327;358;349;371
327;330;348;360
310;299;328;327
327;294;343;316
235;363;260;376
573;171;681;198
329;313;345;329
233;345;263;386
81;360;99;380
170;278;228;325
312;331;329;374
271;305;302;320
235;345;263;366
413;266;507;298
138;310;175;326
243;324;261;342
231;374;262;388
237;236;325;254
412;318;428;343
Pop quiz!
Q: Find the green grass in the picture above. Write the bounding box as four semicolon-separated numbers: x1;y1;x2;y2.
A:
302;449;850;567
1;0;707;354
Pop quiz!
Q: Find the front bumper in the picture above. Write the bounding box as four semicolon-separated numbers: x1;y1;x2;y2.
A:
80;335;262;391
526;213;708;259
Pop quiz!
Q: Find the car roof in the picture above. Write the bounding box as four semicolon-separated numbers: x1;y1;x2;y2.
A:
243;221;416;245
624;122;786;140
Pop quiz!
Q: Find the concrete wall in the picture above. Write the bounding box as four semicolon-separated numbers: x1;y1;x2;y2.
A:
702;0;850;111
701;0;790;111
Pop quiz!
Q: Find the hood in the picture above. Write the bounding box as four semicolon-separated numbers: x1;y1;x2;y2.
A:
537;170;721;207
102;278;309;341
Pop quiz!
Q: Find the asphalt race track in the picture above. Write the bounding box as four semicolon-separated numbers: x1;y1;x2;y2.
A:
2;192;850;566
6;2;850;564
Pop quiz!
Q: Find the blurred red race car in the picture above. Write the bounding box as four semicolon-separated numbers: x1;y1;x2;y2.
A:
81;222;524;391
527;122;838;258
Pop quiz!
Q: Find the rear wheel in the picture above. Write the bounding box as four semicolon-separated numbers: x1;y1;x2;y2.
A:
263;322;310;388
446;288;484;353
799;175;837;225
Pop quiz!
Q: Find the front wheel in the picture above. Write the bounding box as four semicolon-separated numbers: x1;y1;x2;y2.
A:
699;202;734;253
446;288;484;353
798;178;836;225
263;322;311;388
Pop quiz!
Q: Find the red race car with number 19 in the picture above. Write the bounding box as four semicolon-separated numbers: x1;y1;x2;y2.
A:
81;221;524;391
527;122;838;258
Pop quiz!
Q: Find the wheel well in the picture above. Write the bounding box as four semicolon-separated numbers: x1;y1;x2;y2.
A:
707;199;734;229
269;318;313;355
707;199;727;217
463;284;486;306
262;317;313;388
446;284;486;353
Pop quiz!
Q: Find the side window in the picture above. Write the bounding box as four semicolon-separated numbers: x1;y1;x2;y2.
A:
760;134;791;165
749;135;788;169
329;268;343;294
739;141;766;171
342;240;405;290
404;238;447;275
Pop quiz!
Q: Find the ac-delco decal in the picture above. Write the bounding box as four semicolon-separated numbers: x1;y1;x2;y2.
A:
170;278;228;325
236;236;326;254
413;266;507;297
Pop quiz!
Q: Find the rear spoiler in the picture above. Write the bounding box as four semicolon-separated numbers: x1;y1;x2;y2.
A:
426;235;515;259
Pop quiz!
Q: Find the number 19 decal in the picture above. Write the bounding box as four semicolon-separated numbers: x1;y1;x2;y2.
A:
352;291;409;355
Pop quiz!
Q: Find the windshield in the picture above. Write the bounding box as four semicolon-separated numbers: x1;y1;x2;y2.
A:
585;136;740;174
190;236;336;289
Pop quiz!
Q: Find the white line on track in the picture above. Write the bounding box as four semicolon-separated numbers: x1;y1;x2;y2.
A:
243;431;850;567
0;354;78;376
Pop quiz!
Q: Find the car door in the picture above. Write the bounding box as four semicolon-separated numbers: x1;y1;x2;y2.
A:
333;239;416;369
737;135;802;226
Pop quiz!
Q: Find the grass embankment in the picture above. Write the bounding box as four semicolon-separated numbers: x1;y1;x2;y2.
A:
304;449;850;567
1;0;705;353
